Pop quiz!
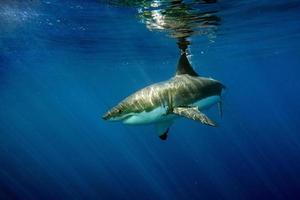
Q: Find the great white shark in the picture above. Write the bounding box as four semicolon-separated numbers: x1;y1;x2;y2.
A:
102;53;225;140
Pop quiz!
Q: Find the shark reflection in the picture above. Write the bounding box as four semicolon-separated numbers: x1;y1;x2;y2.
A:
138;1;220;39
105;0;221;51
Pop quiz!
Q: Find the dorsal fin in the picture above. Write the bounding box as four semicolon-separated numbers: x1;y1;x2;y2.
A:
175;53;199;76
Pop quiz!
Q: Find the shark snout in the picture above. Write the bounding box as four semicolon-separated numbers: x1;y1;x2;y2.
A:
102;105;130;122
102;107;123;121
102;112;111;120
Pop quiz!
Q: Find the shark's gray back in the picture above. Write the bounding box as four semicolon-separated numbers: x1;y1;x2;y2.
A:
116;74;224;115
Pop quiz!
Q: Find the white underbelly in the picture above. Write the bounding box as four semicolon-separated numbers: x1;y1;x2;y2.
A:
192;95;220;110
122;95;220;125
122;106;176;125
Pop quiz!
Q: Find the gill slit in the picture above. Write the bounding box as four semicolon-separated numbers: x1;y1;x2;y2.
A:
167;88;173;114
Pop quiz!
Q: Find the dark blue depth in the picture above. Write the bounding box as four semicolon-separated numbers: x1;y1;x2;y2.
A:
1;0;300;199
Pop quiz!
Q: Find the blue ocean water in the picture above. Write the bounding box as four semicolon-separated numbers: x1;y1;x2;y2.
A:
1;0;300;199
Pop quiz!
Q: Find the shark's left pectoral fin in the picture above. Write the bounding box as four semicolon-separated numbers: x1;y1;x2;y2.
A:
173;107;217;127
156;120;173;140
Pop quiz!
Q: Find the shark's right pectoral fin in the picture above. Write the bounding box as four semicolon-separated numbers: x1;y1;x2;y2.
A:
173;107;217;127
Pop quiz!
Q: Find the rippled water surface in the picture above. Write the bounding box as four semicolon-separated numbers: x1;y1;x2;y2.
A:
1;0;300;199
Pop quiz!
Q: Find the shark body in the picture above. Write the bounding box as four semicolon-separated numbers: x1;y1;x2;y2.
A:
103;53;225;140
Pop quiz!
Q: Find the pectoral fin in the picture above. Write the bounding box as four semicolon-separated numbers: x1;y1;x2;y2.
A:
173;107;217;127
156;120;173;140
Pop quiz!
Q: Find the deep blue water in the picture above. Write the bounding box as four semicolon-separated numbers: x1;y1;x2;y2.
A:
1;0;300;199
